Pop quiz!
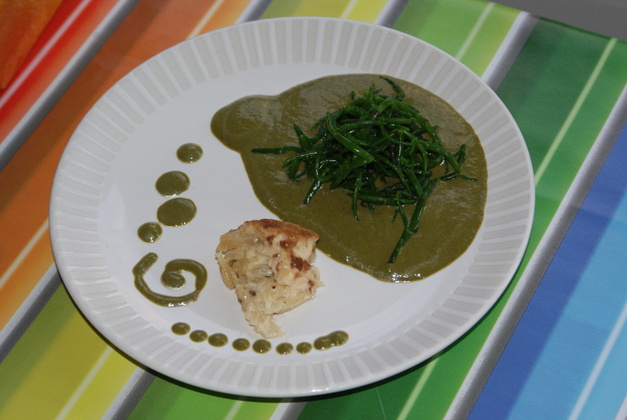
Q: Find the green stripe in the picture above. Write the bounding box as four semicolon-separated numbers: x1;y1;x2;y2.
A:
300;17;627;420
0;287;74;410
260;0;301;18
534;38;617;183
128;377;280;419
501;22;627;250
459;3;519;74
393;0;519;76
261;0;388;22
262;0;354;18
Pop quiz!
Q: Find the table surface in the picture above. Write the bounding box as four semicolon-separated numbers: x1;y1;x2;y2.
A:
1;1;626;419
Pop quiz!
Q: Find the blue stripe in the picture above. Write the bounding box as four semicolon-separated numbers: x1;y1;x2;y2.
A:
574;200;627;418
470;122;627;419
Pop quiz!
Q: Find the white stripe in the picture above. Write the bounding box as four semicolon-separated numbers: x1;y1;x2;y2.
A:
397;359;439;420
236;0;273;24
534;38;617;185
268;402;306;420
481;12;537;87
615;394;627;420
375;0;409;26
0;219;49;290
341;0;361;19
55;347;115;420
375;388;389;420
568;300;627;420
102;369;154;420
223;400;244;420
187;0;228;39
0;264;59;362
455;3;494;61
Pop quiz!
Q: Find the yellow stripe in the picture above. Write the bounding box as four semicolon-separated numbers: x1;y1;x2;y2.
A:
61;350;136;419
342;0;388;22
340;0;360;18
0;296;128;419
291;0;358;17
55;348;115;420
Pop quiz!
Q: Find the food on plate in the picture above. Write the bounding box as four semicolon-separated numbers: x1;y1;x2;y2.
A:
211;74;487;282
215;219;323;338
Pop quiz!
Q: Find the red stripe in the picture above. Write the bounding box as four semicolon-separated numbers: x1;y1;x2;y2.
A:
0;0;121;141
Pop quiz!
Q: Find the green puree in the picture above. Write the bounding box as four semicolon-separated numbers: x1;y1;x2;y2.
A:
211;74;487;282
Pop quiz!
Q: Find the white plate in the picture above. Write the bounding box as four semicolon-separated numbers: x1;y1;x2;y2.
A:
49;17;534;398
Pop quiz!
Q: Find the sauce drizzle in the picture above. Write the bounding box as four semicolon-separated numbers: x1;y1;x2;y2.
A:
133;253;207;307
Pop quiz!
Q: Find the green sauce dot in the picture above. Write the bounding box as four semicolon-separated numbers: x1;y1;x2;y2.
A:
209;333;228;347
232;338;250;351
189;330;208;342
313;336;331;350
314;330;349;350
296;342;312;354
276;343;294;355
171;322;190;335
252;339;272;354
155;171;190;196
157;198;196;227
137;222;162;243
177;143;203;163
329;330;349;346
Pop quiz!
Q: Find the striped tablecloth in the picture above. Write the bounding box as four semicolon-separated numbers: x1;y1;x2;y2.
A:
1;0;625;419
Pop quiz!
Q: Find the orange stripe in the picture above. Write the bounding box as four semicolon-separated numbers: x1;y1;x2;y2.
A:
0;133;64;275
193;0;254;35
0;228;53;328
0;0;64;89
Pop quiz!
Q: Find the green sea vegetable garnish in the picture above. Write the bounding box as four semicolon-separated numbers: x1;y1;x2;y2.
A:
253;77;475;263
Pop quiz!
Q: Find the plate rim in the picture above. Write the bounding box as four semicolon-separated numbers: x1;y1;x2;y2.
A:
49;16;535;398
